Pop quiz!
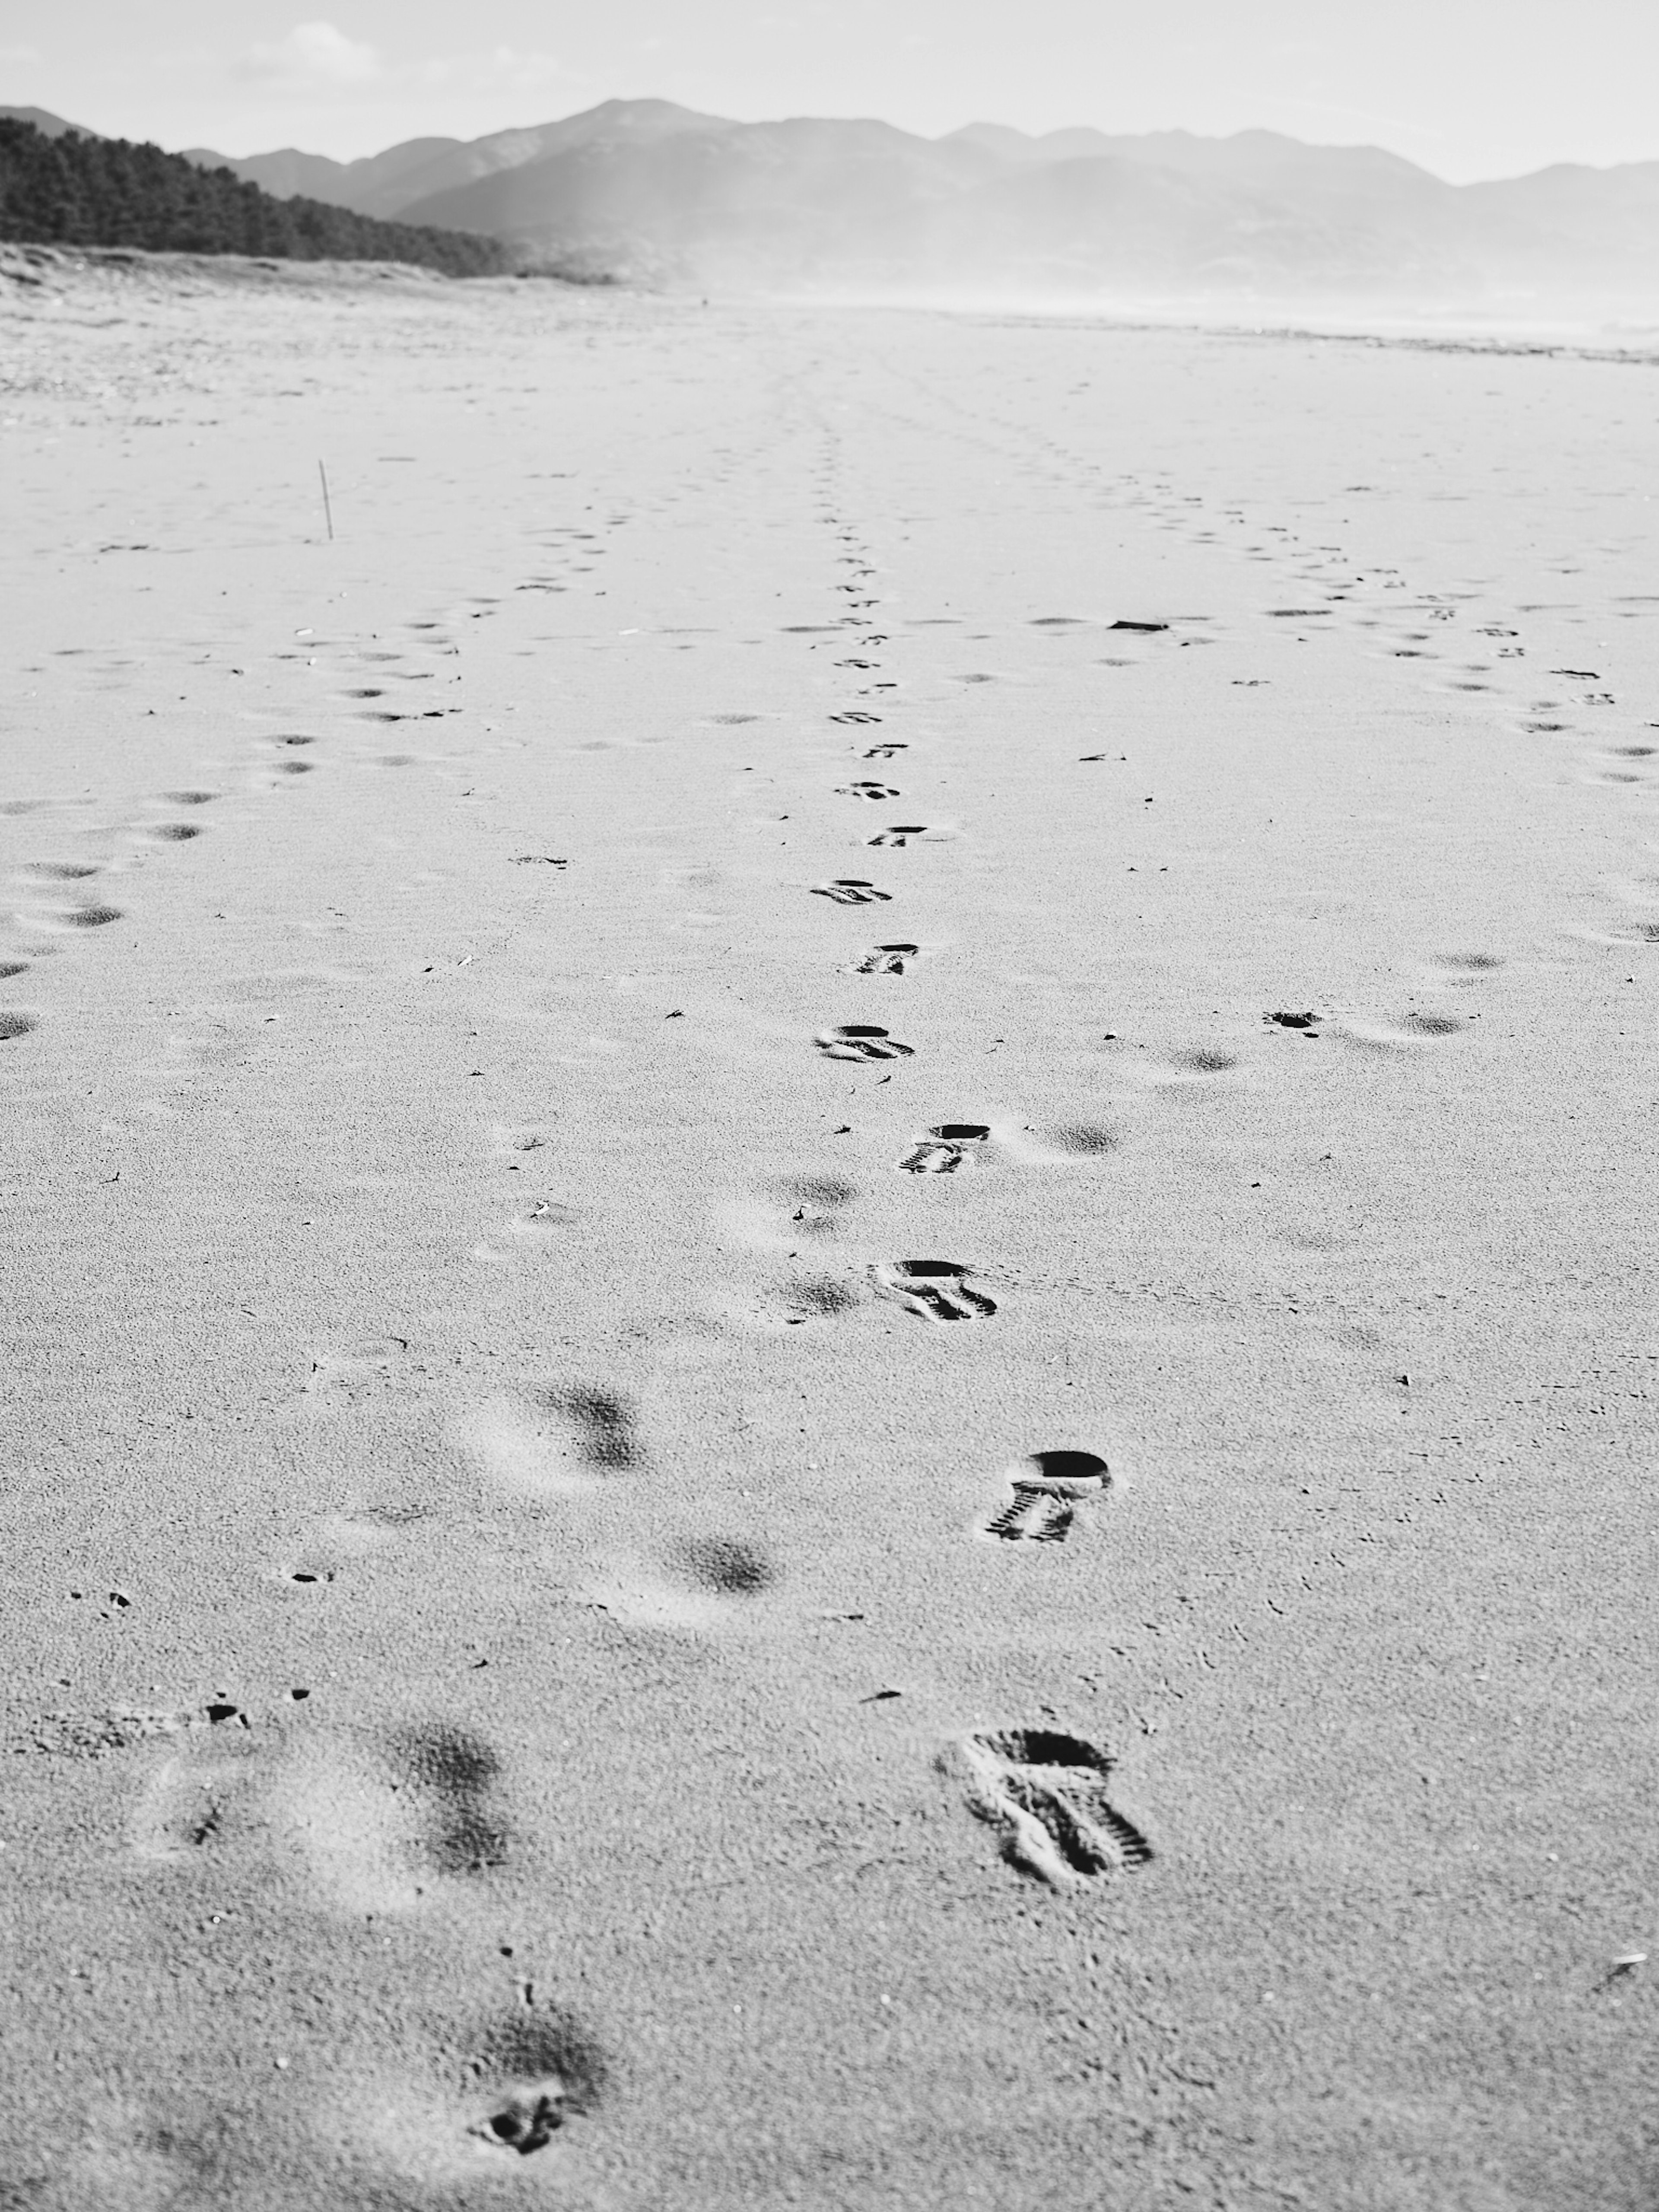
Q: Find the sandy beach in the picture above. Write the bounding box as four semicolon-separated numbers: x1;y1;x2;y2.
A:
2;251;1656;2210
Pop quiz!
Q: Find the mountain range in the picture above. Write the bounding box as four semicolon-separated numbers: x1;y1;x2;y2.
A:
7;99;1658;303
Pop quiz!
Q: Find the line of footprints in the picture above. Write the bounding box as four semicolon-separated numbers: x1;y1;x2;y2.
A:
801;511;1150;1893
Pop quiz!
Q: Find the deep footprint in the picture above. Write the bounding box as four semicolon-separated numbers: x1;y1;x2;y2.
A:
983;1450;1109;1545
854;942;918;976
816;1024;914;1062
897;1123;990;1174
957;1727;1150;1885
873;1259;995;1322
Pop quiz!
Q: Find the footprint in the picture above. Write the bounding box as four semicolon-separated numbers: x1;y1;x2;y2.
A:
284;1724;509;1913
866;825;927;848
863;742;907;759
852;942;918;976
811;879;892;904
872;1260;996;1322
0;1012;38;1041
677;1536;775;1595
954;1728;1151;1885
1045;1124;1119;1157
816;1024;913;1062
149;823;202;843
981;1450;1109;1546
1170;1047;1237;1074
1402;1013;1463;1037
129;1747;247;1862
543;1385;639;1468
27;861;100;881
303;1336;412;1398
897;1123;989;1174
61;904;124;928
164;790;219;806
837;781;899;800
468;2011;607;2156
1265;1009;1320;1031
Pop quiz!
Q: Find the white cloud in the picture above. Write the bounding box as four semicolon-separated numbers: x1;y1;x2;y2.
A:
245;22;381;87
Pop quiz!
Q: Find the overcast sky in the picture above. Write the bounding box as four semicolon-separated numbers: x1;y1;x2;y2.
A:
6;0;1657;181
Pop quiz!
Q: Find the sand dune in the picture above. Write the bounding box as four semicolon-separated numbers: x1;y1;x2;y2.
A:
1;248;1656;2208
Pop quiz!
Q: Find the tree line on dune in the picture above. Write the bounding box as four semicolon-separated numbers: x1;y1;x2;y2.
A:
0;119;511;276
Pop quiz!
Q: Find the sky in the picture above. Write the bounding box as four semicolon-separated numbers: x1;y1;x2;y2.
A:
6;0;1657;182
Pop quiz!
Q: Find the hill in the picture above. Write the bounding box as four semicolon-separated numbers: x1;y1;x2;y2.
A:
197;99;1653;302
0;119;510;275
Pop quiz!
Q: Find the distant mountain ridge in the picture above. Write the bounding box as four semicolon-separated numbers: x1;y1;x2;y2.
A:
12;99;1658;300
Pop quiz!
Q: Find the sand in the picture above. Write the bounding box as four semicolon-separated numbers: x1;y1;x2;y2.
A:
1;248;1656;2212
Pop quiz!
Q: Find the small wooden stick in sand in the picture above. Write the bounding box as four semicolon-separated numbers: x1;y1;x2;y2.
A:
318;459;334;541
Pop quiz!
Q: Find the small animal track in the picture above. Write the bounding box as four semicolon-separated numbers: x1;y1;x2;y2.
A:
812;878;892;904
956;1728;1150;1885
816;1024;913;1062
853;942;918;976
837;781;899;800
872;1260;996;1322
982;1450;1110;1546
897;1123;990;1174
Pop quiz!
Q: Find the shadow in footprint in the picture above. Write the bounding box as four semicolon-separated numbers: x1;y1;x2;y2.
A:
0;1012;37;1041
867;825;927;848
873;1260;996;1322
898;1124;989;1174
812;879;891;905
543;1385;639;1469
150;823;202;842
63;905;123;928
854;943;918;976
1403;1013;1463;1037
816;1024;913;1063
955;1727;1150;1885
983;1450;1109;1547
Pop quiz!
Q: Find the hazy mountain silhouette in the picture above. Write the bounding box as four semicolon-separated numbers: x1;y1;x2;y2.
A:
0;106;95;139
178;99;1659;303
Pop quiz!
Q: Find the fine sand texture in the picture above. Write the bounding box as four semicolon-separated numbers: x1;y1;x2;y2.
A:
2;251;1656;2211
